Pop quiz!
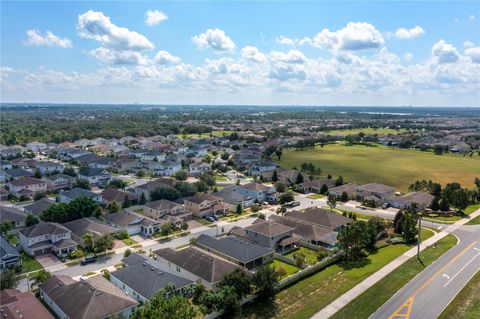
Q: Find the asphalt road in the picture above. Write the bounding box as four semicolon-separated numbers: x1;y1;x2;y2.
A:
370;225;480;319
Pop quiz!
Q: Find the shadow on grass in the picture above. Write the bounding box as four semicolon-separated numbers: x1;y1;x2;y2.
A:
236;297;278;319
338;256;372;270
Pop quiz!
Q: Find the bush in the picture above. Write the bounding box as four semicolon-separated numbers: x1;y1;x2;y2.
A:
124;249;132;257
113;229;129;240
68;250;85;259
275;266;287;278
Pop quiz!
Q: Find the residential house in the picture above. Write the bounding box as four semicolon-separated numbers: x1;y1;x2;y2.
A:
286;208;352;231
1;160;13;170
57;148;90;159
140;151;166;162
19;222;78;257
0;206;28;230
77;168;111;187
6;177;47;199
244;220;295;252
188;162;211;176
4;168;33;181
144;199;190;221
59;188;103;204
0;236;21;270
183;194;226;218
39;275;138;319
154;247;243;289
246;160;277;176
0;289;54;319
328;183;359;199
101;187;137;206
110;253;194;303
26;141;47;153
10;158;37;169
134;178;177;201
196;234;274;270
105;211;160;236
356;183;395;206
387;191;435;211
277;169;301;185
62;217;117;247
214;187;256;211
24;197;56;219
44;173;75;190
36;161;64;175
155;160;182;176
113;156;137;173
235;182;277;203
302;178;337;193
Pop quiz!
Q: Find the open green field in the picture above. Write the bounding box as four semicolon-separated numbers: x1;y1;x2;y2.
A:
438;269;480;319
331;234;458;319
177;130;234;139
278;144;479;192
240;239;428;319
325;128;407;136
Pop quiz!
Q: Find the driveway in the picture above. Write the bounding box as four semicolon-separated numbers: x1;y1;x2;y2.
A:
35;254;62;268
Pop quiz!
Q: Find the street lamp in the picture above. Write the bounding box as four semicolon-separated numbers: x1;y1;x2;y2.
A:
417;212;423;260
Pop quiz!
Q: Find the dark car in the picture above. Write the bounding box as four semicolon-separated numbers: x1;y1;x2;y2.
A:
292;201;300;207
211;215;219;221
80;255;97;265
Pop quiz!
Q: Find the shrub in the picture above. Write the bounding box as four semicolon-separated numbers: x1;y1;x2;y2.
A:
124;249;132;257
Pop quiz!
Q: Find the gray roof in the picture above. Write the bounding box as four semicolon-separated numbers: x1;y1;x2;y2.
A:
245;220;293;236
78;168;108;177
111;253;193;299
154;247;243;284
214;190;252;205
389;191;435;206
104;211;143;228
36;161;62;168
24;198;56;217
145;199;181;211
62;188;98;200
183;194;222;204
45;173;74;182
287;208;352;230
0;206;28;223
328;183;359;195
20;222;70;238
357;182;394;193
62;218;117;240
238;182;271;192
269;215;339;245
39;275;138;319
1;236;20;259
303;178;337;189
197;234;273;263
4;168;33;178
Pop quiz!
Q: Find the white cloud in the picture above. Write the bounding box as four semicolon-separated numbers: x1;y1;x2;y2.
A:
87;48;149;65
276;36;295;46
309;22;384;51
153;50;181;64
240;46;267;63
77;10;154;51
469;15;476;20
404;52;414;61
432;39;460;64
395;26;425;39
465;47;480;63
145;10;168;26
24;29;72;48
269;50;307;64
192;28;235;52
463;41;474;48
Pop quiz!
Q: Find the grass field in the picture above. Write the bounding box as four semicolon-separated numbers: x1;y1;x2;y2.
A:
466;215;480;225
121;238;137;246
177;130;234;139
438;269;480;319
307;193;326;199
286;247;319;266
272;260;299;280
20;253;43;274
425;202;480;224
277;144;479;192
240;240;426;319
325;128;407;136
331;234;458;319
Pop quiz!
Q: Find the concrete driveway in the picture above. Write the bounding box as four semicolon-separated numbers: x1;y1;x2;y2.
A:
35;254;62;268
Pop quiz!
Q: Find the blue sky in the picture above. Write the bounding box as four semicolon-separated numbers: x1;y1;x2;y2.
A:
1;1;479;106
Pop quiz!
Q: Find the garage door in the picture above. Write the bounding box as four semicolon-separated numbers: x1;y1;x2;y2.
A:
33;247;52;256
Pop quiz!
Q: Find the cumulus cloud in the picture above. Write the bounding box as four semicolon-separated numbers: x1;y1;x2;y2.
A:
192;28;235;52
276;36;295;46
24;29;72;48
306;22;384;51
270;50;307;64
432;39;460;64
269;63;307;81
145;10;168;26
240;46;267;63
77;10;154;51
463;41;474;48
404;52;414;61
87;48;149;65
153;50;181;64
394;26;425;39
465;47;480;63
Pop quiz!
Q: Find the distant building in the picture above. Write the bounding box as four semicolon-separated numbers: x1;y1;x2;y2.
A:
44;173;75;190
36;161;64;175
0;206;28;230
387;191;435;211
6;177;47;199
59;188;103;204
77;168;111;187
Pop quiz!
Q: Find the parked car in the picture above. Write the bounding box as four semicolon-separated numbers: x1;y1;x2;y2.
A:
80;255;97;265
292;201;300;207
203;216;215;222
211;215;219;221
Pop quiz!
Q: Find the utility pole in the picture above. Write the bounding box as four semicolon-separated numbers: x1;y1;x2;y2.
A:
417;212;422;260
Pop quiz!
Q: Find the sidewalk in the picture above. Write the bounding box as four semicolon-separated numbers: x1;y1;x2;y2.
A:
311;209;480;319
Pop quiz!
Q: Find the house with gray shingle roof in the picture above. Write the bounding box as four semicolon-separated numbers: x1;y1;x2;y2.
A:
1;236;20;270
19;222;77;257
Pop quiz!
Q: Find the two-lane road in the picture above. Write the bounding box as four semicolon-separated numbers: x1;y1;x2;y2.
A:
370;225;480;319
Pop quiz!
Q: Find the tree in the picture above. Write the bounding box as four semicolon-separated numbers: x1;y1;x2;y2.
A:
107;201;120;213
393;211;404;234
295;172;304;184
0;220;13;235
0;269;19;290
275;148;283;160
450;188;469;212
338;222;369;260
124;249;132;257
181;221;188;230
252;265;277;299
31;270;50;288
236;203;243;215
122;194;132;208
34;169;42;179
83;232;94;249
63;166;77;177
221;151;230;161
41;196;101;223
130;288;199;319
439;194;450;211
335;176;344;186
136;169;145;178
272;169;278;182
276;206;287;216
327;193;337;211
108;179;127;190
151;185;180;201
320;184;329;194
218;269;252;298
25;214;39;227
73;178;91;190
94;234;113;253
340;191;349;202
139;193;147;205
160;223;175;237
294;253;306;268
174;182;197;197
275;181;286;193
199;172;216;187
278;191;294;204
430;196;440;211
174;170;188;181
401;211;418;243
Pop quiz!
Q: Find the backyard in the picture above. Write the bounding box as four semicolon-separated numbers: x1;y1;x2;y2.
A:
285;247;319;266
277;144;479;192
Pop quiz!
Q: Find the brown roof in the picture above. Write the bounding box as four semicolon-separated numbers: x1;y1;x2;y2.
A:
245;220;293;236
0;289;54;319
303;178;336;189
154;247;243;284
287;208;352;230
39;275;138;319
101;187;137;203
136;178;177;190
8;177;44;187
238;182;271;192
145;199;181;211
357;182;394;193
184;194;222;204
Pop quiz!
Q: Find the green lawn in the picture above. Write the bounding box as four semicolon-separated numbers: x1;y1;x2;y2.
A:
465;202;480;215
425;202;480;224
328;208;376;221
438;269;480;319
466;215;480;225
20;253;43;274
121;238;137;246
240;242;421;319
306;193;326;199
331;234;458;319
286;247;319;266
215;174;228;181
277;144;479;192
177;130;234;139
271;260;300;280
325;128;407;136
